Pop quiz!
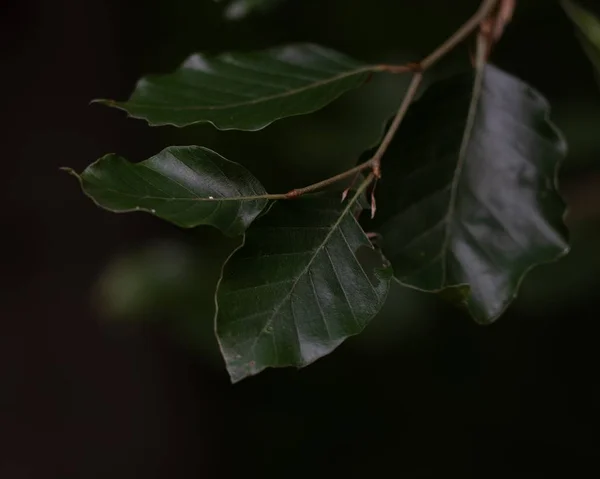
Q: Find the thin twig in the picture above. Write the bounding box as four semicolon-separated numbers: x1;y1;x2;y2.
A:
185;160;371;202
480;0;515;58
284;161;374;198
374;63;421;74
492;0;516;43
258;0;501;202
370;72;424;178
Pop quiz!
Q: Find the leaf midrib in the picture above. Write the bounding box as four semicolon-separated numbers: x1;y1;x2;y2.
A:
438;63;486;287
87;186;269;203
247;191;370;354
115;66;375;112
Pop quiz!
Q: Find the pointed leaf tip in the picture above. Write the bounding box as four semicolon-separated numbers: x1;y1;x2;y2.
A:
100;44;372;130
71;145;269;236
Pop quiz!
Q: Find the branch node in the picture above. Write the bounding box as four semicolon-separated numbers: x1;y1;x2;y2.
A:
372;162;382;179
407;62;424;73
285;189;301;199
264;0;503;205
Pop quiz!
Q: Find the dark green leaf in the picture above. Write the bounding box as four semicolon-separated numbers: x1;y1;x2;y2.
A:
96;44;374;131
65;146;268;236
370;64;569;323
215;190;392;383
562;1;600;85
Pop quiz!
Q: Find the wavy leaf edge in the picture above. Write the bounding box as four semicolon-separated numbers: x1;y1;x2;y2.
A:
213;188;393;383
62;145;269;236
374;64;570;324
93;43;375;131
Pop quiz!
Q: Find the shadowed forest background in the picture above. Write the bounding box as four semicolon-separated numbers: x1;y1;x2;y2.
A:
3;0;600;477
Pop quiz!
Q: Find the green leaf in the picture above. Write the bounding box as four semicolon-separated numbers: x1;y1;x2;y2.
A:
215;186;392;383
96;44;374;131
65;146;268;236
370;64;569;324
562;1;600;84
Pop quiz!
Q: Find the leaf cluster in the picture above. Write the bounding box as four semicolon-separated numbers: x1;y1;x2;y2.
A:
67;1;584;382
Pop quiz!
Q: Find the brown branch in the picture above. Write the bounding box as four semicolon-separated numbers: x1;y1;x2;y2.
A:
370;72;424;178
284;161;374;198
261;0;502;203
373;63;422;74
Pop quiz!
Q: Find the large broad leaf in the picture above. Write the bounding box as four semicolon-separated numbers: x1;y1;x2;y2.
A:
96;44;374;131
562;1;600;85
369;64;569;324
65;146;268;236
215;193;392;383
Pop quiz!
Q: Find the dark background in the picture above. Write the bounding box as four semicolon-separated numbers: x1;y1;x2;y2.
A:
3;0;600;477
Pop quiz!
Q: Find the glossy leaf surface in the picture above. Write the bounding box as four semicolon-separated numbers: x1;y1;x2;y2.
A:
66;146;267;236
215;193;392;383
97;44;373;131
371;64;569;323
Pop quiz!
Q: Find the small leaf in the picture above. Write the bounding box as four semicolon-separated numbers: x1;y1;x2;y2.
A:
96;44;374;131
562;0;600;85
370;64;569;323
65;146;268;236
215;190;392;383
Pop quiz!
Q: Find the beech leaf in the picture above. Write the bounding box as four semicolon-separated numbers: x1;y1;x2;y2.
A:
370;64;569;323
95;44;375;131
215;190;392;383
65;146;268;236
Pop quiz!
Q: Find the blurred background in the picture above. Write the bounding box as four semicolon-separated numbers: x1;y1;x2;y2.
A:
3;0;600;477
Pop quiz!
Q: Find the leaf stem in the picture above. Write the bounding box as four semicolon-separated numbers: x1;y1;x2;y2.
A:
251;0;501;203
374;63;420;74
370;72;423;177
284;161;374;198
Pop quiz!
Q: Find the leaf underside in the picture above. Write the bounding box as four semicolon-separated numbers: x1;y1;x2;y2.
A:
66;146;268;236
370;64;569;323
215;195;392;383
97;44;372;131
